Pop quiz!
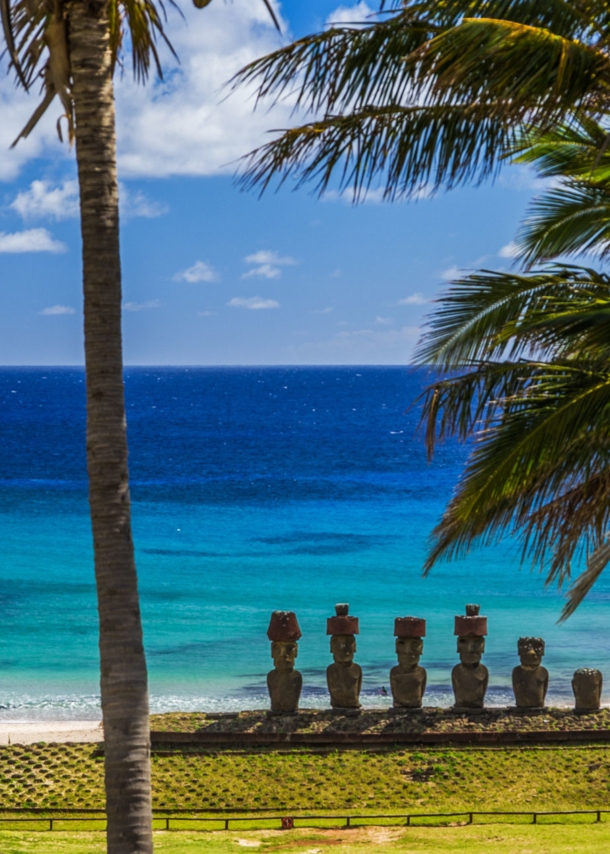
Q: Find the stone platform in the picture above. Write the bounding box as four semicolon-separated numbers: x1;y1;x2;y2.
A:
150;707;610;750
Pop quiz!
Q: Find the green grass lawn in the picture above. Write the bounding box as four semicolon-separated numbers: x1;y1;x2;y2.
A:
3;824;610;854
1;743;609;813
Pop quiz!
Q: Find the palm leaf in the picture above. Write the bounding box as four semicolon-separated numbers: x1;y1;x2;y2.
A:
238;103;515;199
517;180;610;264
416;265;610;365
411;18;608;125
423;365;610;580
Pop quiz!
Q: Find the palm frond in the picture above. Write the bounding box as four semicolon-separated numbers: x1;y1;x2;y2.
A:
238;103;515;200
411;18;608;125
562;539;610;619
233;1;597;116
513;116;610;180
423;365;610;587
517;180;610;264
416;265;610;365
0;0;28;87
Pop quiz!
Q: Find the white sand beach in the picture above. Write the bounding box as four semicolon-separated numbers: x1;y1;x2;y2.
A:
0;721;103;745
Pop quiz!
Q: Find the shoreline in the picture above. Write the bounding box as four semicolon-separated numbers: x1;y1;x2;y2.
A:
0;721;103;745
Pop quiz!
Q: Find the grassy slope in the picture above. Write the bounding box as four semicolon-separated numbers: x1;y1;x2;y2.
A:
3;825;610;853
0;743;609;813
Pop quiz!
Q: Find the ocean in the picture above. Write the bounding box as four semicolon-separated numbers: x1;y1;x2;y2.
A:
1;366;608;720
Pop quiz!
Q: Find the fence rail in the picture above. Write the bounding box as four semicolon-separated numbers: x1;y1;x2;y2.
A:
0;808;608;831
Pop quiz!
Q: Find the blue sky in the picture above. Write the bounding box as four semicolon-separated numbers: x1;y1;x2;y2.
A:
0;1;539;366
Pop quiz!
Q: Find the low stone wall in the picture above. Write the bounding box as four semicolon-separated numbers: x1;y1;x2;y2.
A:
150;707;610;749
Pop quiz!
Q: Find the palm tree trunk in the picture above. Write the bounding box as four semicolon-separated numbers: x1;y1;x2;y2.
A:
67;2;153;852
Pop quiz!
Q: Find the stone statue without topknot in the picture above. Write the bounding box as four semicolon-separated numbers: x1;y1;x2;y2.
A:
572;668;603;713
266;611;302;715
512;637;548;711
452;604;488;711
390;616;427;710
326;603;362;713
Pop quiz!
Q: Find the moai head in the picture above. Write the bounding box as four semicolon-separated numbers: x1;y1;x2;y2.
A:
518;637;545;669
394;617;426;671
271;640;298;672
327;603;359;667
454;604;487;666
267;611;301;672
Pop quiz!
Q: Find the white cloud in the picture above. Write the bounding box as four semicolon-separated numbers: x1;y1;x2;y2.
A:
121;187;168;219
244;250;296;266
314;306;333;314
122;299;161;312
243;249;297;279
227;296;280;310
498;241;520;259
174;260;218;283
242;263;282;280
9;178;167;221
38;305;76;316
326;2;374;27
398;293;428;305
113;1;293;178
375;316;392;324
440;265;462;281
10;179;79;220
0;228;66;253
499;165;556;192
197;310;216;316
0;1;292;182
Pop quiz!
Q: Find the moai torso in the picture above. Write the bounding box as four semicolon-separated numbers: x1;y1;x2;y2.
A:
326;661;362;709
267;669;303;714
452;662;489;709
512;665;548;709
390;665;426;708
573;668;603;711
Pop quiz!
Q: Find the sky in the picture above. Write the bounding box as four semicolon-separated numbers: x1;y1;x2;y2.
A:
0;0;542;366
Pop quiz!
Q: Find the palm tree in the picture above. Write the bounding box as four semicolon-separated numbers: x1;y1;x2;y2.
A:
232;1;610;614
1;1;277;852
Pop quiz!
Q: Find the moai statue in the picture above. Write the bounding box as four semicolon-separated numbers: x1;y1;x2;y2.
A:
326;603;362;712
512;637;548;711
266;611;302;715
390;617;427;710
452;604;488;711
572;668;603;713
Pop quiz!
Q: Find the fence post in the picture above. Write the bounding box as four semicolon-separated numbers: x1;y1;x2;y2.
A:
224;818;229;831
532;813;537;825
406;815;410;827
597;811;602;823
49;818;53;831
346;816;351;829
469;813;473;825
165;818;169;831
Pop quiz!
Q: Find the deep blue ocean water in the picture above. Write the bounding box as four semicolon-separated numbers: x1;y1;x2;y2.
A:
1;366;609;720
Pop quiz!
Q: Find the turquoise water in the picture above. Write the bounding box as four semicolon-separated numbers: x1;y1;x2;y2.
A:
1;366;608;719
